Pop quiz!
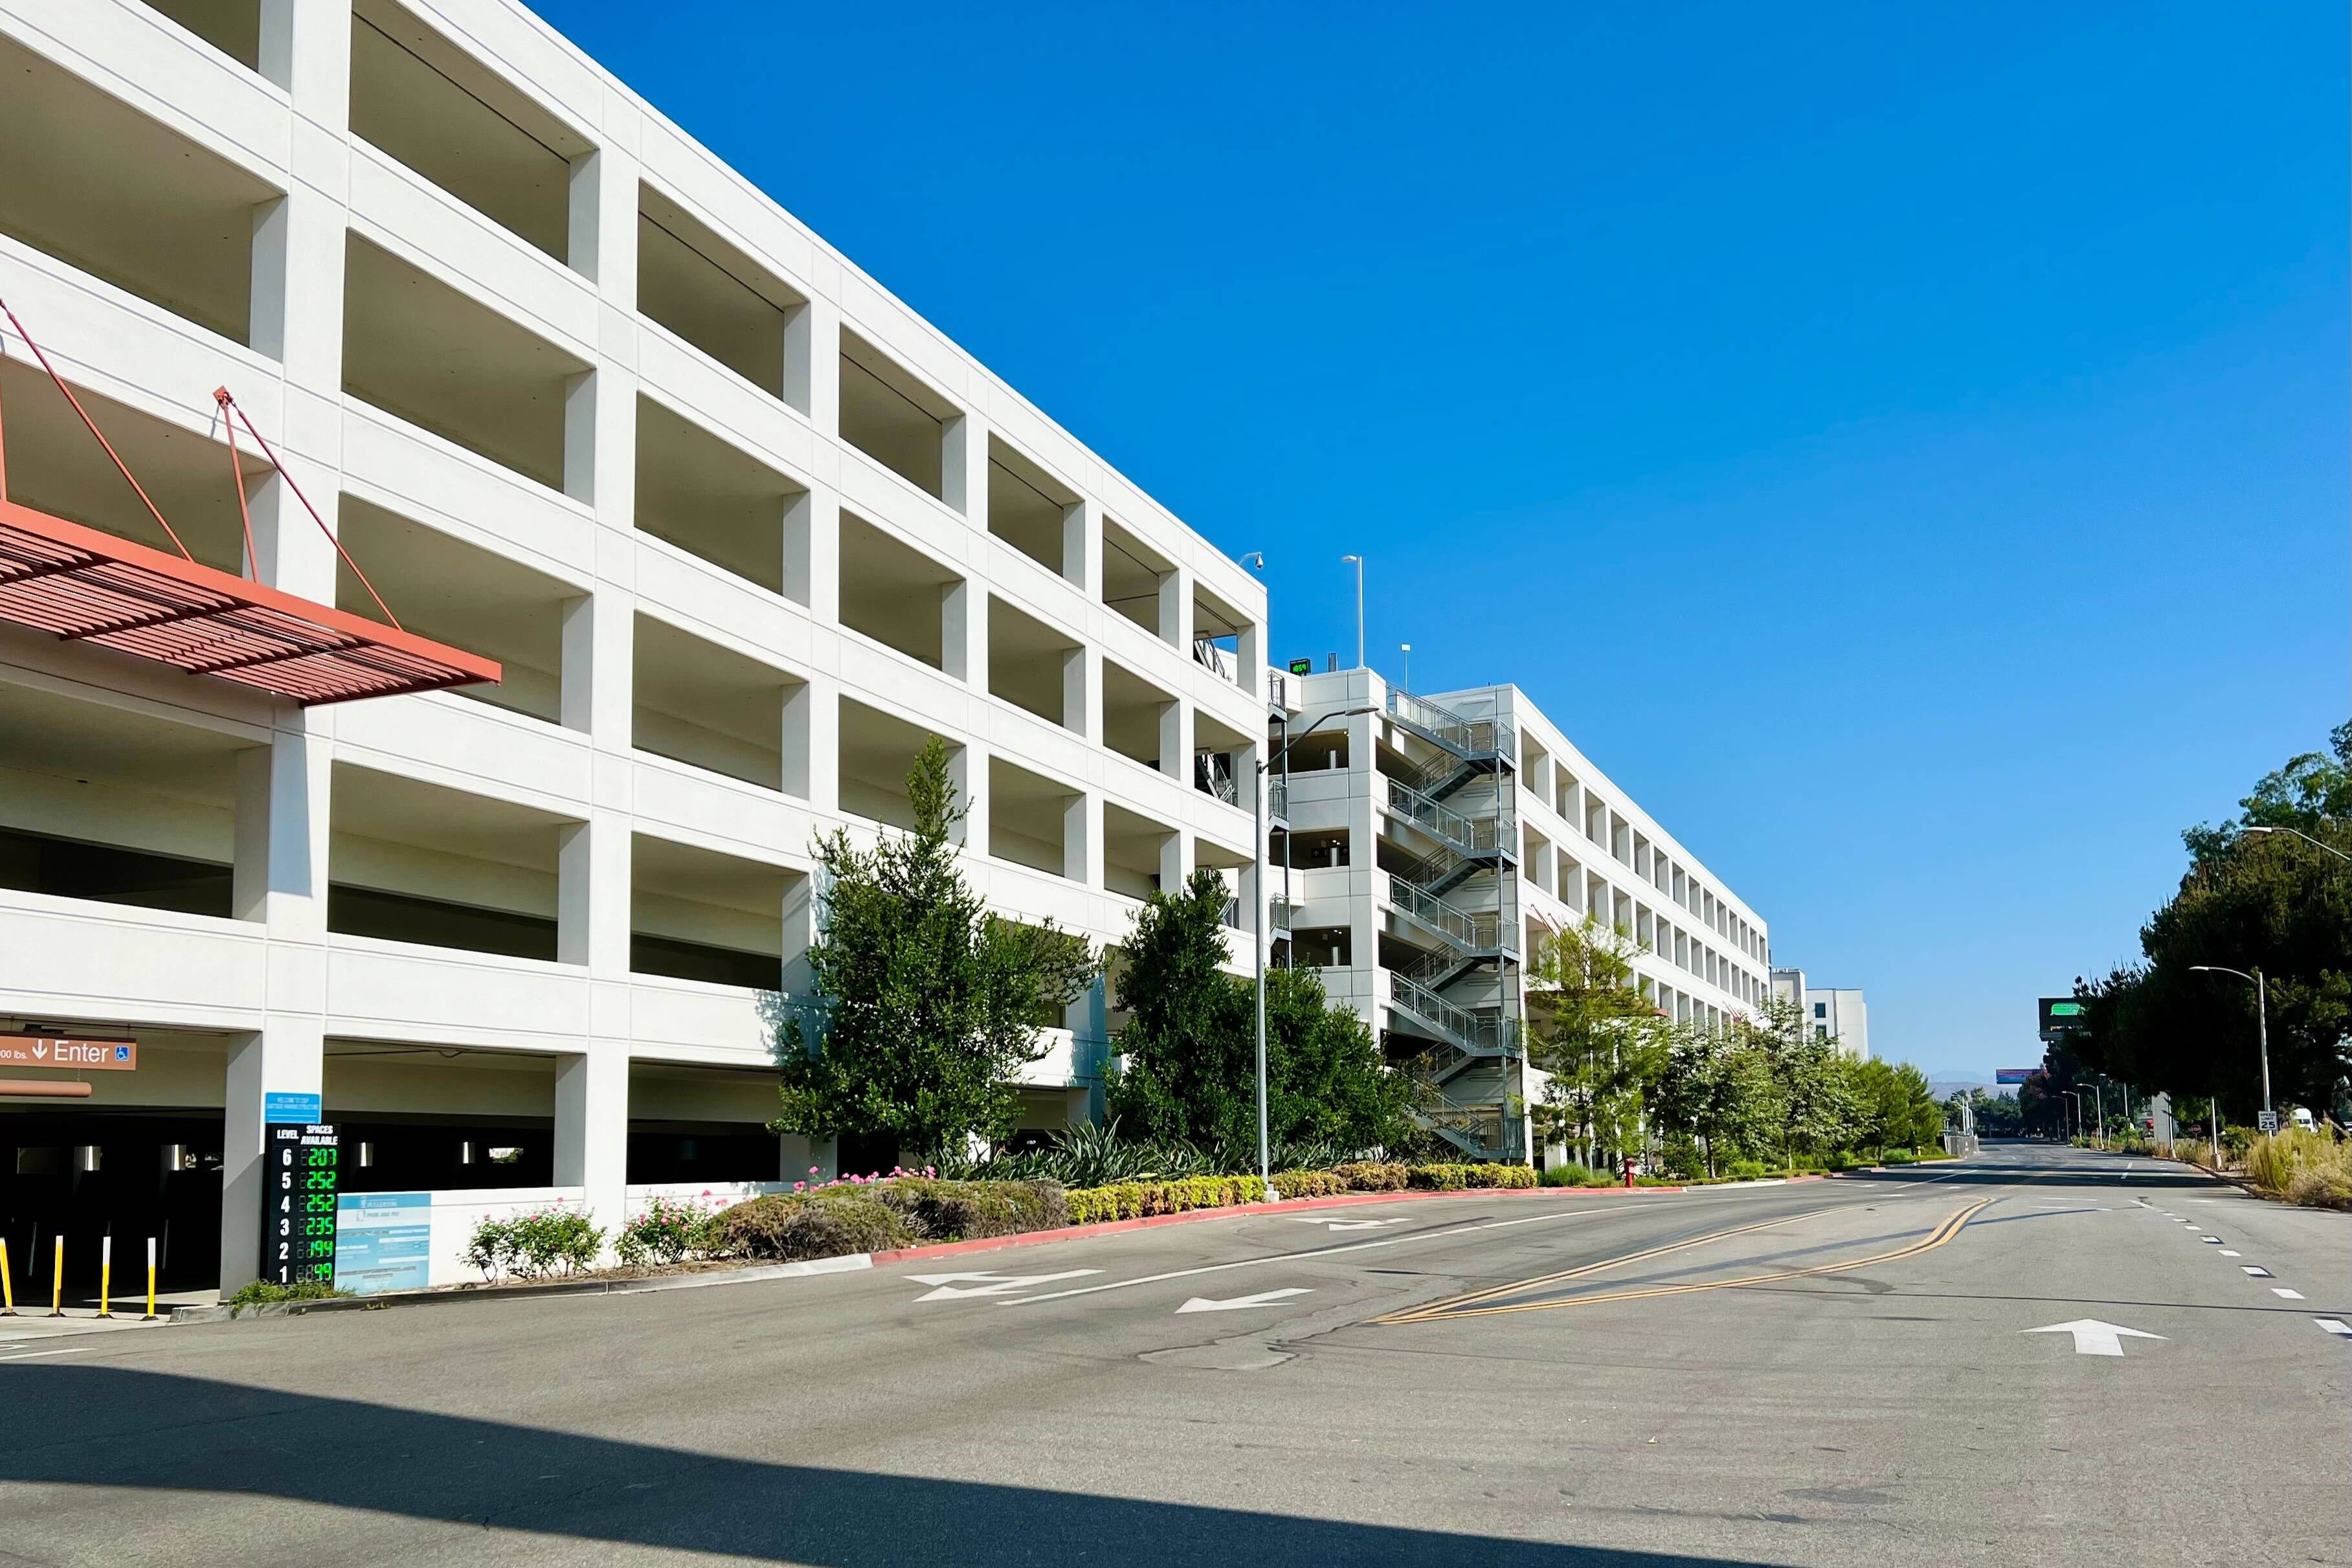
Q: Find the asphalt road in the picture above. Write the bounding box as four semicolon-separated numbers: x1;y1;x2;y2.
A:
3;1143;2344;1567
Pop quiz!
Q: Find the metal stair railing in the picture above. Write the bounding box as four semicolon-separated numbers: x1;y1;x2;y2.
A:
1387;688;1512;761
1384;775;1503;858
1385;871;1496;952
1389;971;1520;1055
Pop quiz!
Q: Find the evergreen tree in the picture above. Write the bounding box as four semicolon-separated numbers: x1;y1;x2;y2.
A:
774;738;1097;1156
1526;919;1670;1167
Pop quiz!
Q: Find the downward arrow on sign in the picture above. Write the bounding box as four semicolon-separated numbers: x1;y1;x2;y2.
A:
2023;1319;2167;1357
1176;1288;1314;1314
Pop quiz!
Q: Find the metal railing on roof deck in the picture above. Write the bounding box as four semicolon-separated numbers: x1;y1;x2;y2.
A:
1387;688;1514;761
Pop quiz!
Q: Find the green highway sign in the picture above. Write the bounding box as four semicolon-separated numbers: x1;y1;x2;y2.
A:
2039;998;2088;1042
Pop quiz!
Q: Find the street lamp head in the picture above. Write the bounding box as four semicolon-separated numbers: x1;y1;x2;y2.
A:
2240;825;2273;837
1239;552;1264;571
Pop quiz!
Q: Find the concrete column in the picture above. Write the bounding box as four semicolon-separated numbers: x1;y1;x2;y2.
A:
1063;497;1099;593
1159;700;1191;784
1158;566;1191;650
1062;645;1095;739
554;1049;629;1257
1063;792;1100;886
785;676;838;812
779;1133;836;1185
557;814;627;972
561;589;634;747
1158;828;1189;895
1238;615;1264;704
951;741;988;853
219;1018;326;1292
943;411;987;519
232;735;328;937
943;577;985;688
803;298;840;440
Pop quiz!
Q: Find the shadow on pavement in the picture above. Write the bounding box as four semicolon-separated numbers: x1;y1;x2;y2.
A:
7;1364;1780;1567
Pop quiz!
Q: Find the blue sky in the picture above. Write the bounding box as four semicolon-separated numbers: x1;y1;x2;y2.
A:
539;1;2347;1078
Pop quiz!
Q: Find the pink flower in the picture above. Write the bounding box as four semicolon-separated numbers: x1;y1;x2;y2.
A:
793;1182;806;1193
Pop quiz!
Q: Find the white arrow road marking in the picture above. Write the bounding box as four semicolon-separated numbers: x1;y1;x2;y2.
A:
2023;1319;2167;1357
2241;1266;2272;1278
1176;1288;1314;1314
2273;1288;2305;1300
2318;1319;2351;1338
907;1270;1101;1301
1285;1217;1408;1232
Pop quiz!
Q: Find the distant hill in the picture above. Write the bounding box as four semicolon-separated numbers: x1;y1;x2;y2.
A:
1927;1076;2018;1102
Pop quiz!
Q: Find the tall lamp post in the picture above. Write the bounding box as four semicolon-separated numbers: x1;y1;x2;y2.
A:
1340;555;1364;669
1252;702;1376;1203
2188;964;2272;1130
2241;824;2352;862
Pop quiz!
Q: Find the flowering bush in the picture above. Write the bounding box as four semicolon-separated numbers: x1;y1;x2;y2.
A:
465;1206;605;1281
617;1196;717;1269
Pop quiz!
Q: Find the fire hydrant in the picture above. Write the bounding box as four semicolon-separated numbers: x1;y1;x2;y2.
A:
1621;1154;1637;1188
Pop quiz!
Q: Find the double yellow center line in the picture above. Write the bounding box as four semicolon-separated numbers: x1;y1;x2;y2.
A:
1375;1195;1995;1325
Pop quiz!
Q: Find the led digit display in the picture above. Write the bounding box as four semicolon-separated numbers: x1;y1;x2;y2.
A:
258;1122;340;1288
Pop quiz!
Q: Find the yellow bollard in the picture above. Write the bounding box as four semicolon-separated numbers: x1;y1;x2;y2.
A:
143;1237;157;1321
48;1235;63;1317
0;1238;15;1316
96;1235;112;1318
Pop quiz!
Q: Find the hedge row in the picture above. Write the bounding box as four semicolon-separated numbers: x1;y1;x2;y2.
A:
1065;1174;1268;1225
1407;1162;1539;1191
710;1178;1068;1262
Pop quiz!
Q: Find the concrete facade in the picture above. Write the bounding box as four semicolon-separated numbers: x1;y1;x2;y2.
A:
1769;969;1870;1060
0;0;1265;1290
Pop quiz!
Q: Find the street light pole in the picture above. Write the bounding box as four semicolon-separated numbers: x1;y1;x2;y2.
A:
2090;1082;2105;1148
2189;964;2272;1128
1340;555;1363;670
1252;702;1376;1204
1400;642;1411;691
2241;823;2352;862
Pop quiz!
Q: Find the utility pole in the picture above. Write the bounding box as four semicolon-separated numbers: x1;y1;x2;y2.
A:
1340;555;1363;670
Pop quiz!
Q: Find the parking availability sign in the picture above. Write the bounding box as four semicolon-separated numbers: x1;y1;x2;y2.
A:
260;1122;341;1288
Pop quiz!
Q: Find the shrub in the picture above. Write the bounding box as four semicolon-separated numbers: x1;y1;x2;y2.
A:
2248;1129;2352;1206
1540;1163;1616;1188
464;1207;605;1282
710;1189;913;1260
1881;1149;1920;1165
1725;1159;1769;1180
878;1178;1068;1240
229;1279;347;1306
1406;1162;1537;1191
1064;1174;1267;1225
1333;1161;1409;1191
1272;1169;1347;1199
617;1197;716;1270
2287;1162;2352;1209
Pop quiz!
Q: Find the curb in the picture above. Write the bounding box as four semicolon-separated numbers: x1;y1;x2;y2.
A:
170;1183;1687;1323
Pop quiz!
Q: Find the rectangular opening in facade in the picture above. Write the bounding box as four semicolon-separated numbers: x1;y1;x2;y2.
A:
0;359;256;574
342;234;592;493
838;331;950;500
631;833;790;989
327;1043;557;1191
636;185;807;407
1102;802;1174;902
335;498;569;726
836;697;945;832
1291;924;1350;968
1191;583;1248;685
328;762;576;962
1192;709;1252;808
1277;827;1349;869
0;682;249;918
985;437;1075;577
0;34;280;346
987;757;1079;880
628;1062;792;1183
144;1;263;70
836;512;957;669
633;614;789;790
1194;838;1251;930
1100;519;1168;638
986;596;1081;729
634;397;807;598
348;0;589;263
1100;660;1172;772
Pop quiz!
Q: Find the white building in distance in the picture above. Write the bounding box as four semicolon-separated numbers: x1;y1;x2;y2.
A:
1769;969;1870;1060
1271;667;1773;1163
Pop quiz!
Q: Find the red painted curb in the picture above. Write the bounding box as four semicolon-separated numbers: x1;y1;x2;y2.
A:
866;1182;1686;1266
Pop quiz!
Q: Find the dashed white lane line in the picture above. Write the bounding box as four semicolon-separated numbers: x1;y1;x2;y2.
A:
2220;1249;2242;1257
2318;1319;2351;1339
2241;1266;2273;1278
2200;1236;2222;1244
2274;1288;2306;1300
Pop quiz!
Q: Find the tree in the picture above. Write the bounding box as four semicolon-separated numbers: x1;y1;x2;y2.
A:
1854;1060;1942;1154
1525;919;1671;1168
2068;722;2352;1122
1739;996;1859;1171
774;738;1097;1158
1652;1021;1772;1177
1107;869;1414;1159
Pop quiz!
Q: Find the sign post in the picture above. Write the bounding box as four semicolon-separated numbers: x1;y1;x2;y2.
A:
258;1122;340;1290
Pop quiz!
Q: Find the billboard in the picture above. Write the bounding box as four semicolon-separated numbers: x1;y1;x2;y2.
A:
1995;1068;2036;1085
2038;997;2087;1042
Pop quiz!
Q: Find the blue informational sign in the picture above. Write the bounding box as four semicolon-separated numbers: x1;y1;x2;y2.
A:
335;1191;432;1295
263;1091;323;1123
